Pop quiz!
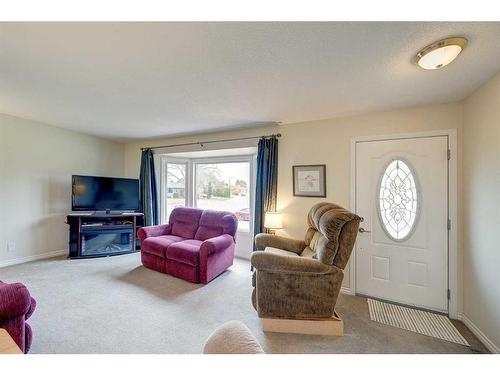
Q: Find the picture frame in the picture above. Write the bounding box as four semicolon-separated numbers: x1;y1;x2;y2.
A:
292;164;326;197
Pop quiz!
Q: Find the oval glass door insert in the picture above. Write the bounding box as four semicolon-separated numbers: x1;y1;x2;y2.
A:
378;159;419;241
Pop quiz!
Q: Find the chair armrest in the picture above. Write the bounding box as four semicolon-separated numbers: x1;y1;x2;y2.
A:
0;283;31;320
137;224;171;241
254;233;306;254
201;234;234;256
251;251;334;274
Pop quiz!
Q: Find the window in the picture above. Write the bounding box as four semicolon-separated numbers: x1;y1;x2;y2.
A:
164;161;187;220
194;161;251;231
378;159;419;241
160;153;254;233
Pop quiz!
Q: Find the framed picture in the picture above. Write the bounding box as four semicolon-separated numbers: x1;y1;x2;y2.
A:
293;164;326;197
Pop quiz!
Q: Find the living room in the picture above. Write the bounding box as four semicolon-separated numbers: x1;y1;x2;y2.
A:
1;2;499;374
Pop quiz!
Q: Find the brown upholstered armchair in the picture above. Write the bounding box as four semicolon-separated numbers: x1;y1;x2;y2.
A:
251;202;361;319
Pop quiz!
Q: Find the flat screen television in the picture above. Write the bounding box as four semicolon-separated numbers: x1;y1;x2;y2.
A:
72;175;140;212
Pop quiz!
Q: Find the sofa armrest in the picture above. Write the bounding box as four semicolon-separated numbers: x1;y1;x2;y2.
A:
254;233;306;254
137;224;171;241
0;282;31;320
251;251;335;274
201;234;234;256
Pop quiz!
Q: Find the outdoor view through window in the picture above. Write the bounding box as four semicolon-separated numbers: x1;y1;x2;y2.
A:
165;161;251;231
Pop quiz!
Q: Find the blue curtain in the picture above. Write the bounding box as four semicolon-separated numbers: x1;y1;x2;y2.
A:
140;148;159;226
253;136;278;249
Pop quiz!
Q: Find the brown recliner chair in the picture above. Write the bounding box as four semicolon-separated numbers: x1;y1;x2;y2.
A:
251;202;361;319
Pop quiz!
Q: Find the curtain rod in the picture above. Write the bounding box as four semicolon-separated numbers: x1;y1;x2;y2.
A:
140;133;281;151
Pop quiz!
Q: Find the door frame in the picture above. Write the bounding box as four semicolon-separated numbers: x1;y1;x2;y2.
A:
349;129;459;318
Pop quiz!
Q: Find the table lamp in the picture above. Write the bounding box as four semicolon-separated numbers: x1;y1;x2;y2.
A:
264;212;283;235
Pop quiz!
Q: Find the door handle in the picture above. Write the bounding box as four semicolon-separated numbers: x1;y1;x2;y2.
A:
358;228;371;233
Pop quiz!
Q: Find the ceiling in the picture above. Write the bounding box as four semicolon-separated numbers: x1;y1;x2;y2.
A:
1;22;499;142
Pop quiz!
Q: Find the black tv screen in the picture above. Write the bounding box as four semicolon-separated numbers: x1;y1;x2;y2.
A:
72;175;140;212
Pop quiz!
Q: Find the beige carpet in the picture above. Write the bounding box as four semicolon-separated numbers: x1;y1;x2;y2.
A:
0;253;488;354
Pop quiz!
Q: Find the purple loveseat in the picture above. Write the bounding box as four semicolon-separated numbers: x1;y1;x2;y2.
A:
138;207;238;284
0;281;36;353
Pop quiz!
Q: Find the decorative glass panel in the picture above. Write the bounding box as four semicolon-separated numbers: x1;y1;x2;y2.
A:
378;159;419;241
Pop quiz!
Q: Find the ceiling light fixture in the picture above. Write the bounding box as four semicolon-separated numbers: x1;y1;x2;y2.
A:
415;37;468;70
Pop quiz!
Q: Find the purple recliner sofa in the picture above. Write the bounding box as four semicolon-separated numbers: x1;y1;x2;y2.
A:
0;281;36;353
138;207;238;284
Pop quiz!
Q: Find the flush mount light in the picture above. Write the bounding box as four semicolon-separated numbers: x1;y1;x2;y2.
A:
415;37;468;70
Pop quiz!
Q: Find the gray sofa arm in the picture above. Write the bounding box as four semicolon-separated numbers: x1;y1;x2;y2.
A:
254;233;306;254
251;251;334;274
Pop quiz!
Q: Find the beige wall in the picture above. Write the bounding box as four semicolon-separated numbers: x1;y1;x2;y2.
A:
463;71;500;351
0;114;124;265
124;102;463;289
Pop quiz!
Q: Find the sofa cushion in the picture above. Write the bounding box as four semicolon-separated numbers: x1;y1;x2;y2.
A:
166;239;203;266
142;235;184;258
170;207;203;238
194;209;238;241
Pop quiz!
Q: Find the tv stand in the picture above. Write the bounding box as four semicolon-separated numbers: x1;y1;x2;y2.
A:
66;212;144;259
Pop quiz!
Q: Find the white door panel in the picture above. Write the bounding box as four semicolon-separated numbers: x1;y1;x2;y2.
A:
356;136;448;312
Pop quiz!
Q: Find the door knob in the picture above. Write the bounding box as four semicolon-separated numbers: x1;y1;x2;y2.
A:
359;228;371;233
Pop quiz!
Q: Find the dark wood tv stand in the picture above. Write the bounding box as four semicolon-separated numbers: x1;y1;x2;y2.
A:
66;212;144;259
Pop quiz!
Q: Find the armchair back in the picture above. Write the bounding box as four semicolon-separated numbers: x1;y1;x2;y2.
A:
168;207;238;241
169;207;203;238
304;202;361;268
195;209;238;241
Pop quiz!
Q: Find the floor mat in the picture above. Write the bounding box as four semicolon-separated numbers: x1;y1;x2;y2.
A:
368;298;469;346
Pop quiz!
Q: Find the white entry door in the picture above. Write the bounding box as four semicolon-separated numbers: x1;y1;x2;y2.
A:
355;136;449;312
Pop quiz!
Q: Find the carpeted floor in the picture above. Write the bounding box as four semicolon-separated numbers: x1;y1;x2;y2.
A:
0;253;489;354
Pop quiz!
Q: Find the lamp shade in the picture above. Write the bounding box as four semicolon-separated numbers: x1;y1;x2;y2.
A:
415;37;467;70
264;212;283;229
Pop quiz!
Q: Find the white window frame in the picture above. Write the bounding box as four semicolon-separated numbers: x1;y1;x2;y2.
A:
160;154;256;233
160;157;192;224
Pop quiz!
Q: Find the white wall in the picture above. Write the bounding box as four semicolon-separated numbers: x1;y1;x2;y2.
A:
0;114;124;266
462;71;500;352
125;102;463;289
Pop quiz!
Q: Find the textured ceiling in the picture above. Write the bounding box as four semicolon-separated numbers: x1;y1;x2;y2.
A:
1;22;499;141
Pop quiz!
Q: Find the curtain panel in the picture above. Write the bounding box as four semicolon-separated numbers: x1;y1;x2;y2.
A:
140;148;159;226
253;136;278;250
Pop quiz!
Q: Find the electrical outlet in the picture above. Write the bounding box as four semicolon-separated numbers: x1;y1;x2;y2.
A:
7;241;15;253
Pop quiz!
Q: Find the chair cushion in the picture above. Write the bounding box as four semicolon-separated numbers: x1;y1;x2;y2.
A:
142;235;184;258
170;207;203;238
166;239;203;266
194;209;238;241
264;247;299;257
300;246;316;258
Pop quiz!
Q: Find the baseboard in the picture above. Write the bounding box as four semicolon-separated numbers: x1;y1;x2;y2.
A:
458;313;500;353
0;249;67;268
340;286;354;295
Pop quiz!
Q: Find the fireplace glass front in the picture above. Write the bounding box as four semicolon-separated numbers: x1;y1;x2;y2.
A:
80;227;133;257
